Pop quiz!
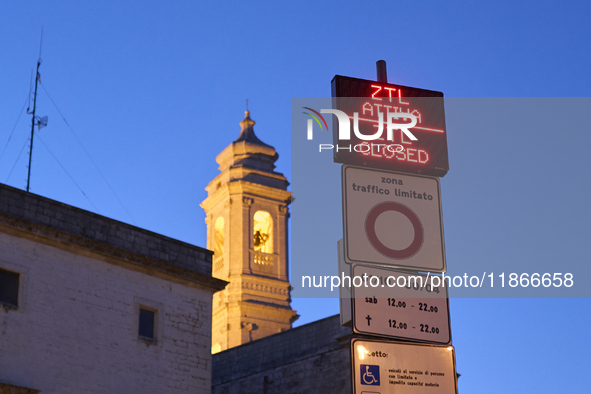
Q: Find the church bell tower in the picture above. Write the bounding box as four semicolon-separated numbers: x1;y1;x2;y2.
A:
201;110;298;353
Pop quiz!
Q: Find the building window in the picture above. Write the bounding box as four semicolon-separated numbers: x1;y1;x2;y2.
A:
253;210;273;253
214;216;225;257
0;268;19;308
138;307;156;340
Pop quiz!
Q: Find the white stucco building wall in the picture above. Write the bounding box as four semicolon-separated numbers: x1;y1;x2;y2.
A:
0;184;226;394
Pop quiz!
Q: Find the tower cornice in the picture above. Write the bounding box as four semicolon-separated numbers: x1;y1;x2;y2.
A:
201;178;291;213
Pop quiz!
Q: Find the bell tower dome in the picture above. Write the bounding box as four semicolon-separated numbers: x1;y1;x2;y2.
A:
201;111;298;353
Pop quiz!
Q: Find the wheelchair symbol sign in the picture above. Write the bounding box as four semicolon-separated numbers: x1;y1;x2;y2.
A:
360;364;380;386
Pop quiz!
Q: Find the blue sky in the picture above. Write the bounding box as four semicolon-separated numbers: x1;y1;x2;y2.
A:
1;1;590;392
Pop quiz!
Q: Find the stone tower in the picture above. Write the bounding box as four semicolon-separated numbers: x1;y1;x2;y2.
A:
201;110;298;353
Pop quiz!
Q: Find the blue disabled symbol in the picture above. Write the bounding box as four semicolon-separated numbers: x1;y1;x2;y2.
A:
360;364;380;386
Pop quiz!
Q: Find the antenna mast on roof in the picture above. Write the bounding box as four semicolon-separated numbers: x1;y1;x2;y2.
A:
26;27;47;192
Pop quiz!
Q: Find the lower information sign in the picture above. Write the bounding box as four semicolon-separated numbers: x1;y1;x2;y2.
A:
351;339;458;393
352;263;451;345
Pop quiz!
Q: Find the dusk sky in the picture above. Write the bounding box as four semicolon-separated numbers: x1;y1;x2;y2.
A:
1;1;590;392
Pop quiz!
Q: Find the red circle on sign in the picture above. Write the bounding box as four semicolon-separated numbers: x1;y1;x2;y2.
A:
365;202;423;259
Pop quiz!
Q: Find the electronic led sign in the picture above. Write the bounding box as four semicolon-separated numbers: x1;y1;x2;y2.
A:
331;75;449;177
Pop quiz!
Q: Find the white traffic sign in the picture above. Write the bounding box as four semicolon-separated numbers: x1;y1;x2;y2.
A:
351;263;451;345
352;339;458;393
342;165;445;272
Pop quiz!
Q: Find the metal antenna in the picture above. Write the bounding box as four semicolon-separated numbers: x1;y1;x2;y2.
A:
26;27;43;192
27;70;33;112
38;26;44;59
246;99;249;111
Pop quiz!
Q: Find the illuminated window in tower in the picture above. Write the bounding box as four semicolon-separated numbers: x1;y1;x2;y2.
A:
253;211;273;253
214;217;224;257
